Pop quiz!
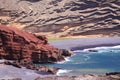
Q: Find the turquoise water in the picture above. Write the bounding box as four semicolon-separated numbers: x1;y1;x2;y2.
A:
39;45;120;76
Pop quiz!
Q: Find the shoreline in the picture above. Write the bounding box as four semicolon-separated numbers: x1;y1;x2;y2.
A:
56;44;120;76
50;37;120;51
71;43;120;51
1;37;120;80
50;37;120;77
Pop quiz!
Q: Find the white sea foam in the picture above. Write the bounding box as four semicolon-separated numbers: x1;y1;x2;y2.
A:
56;69;71;76
83;54;91;61
57;57;71;64
57;60;66;64
73;50;82;53
65;57;71;61
57;54;76;64
83;47;108;51
82;45;120;53
96;45;120;49
112;45;120;48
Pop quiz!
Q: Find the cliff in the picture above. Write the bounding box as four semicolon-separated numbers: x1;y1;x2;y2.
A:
0;0;120;37
0;25;71;63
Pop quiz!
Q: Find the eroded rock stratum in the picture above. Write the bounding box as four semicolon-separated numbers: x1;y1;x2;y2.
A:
0;0;120;37
0;25;71;63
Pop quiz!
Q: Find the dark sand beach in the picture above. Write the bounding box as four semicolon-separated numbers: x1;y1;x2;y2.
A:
50;37;120;50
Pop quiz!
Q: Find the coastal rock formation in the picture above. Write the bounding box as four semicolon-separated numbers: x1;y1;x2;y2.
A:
35;73;120;80
0;0;120;37
0;25;72;63
4;60;59;74
88;49;98;52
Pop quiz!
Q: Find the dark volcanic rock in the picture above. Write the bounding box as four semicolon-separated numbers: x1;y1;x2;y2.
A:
0;0;120;37
0;25;72;63
4;60;59;74
106;72;120;76
4;60;22;68
88;49;98;52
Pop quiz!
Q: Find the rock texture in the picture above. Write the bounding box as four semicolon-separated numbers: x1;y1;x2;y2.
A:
0;0;120;37
35;73;120;80
0;25;72;63
4;60;59;74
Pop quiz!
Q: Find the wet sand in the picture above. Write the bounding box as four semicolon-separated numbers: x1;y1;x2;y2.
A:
50;37;120;50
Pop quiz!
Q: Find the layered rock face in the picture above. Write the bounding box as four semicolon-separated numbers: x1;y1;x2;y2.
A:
0;25;71;63
0;0;120;37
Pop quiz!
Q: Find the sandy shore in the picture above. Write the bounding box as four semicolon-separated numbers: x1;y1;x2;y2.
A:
50;37;120;50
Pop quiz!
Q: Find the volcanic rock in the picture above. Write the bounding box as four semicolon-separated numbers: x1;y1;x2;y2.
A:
0;25;72;63
4;60;59;74
88;49;98;52
4;60;22;68
0;0;120;37
106;72;120;76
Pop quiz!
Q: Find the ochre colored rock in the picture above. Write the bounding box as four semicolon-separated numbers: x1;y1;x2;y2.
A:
0;25;72;63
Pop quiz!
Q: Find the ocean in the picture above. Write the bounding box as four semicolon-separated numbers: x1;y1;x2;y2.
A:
39;45;120;76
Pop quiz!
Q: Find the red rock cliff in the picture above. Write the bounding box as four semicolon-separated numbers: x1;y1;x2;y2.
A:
0;25;71;63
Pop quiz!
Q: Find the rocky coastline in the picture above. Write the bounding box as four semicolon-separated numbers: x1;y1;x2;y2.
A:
0;0;120;38
35;73;120;80
0;25;120;80
0;25;72;77
0;0;120;79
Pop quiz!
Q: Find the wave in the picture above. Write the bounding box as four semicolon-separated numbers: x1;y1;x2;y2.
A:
73;50;83;53
56;69;109;76
83;54;91;61
65;57;71;62
112;45;120;48
56;69;71;76
57;57;71;64
82;45;120;52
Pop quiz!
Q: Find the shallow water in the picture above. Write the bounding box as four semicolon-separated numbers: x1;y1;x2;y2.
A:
38;45;120;76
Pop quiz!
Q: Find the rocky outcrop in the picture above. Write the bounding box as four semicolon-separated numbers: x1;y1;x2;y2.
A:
4;60;59;74
0;0;120;37
88;49;98;52
0;25;72;63
35;73;120;80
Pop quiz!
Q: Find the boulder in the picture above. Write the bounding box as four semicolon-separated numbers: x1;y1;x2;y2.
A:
88;50;98;52
4;60;21;68
106;72;120;76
